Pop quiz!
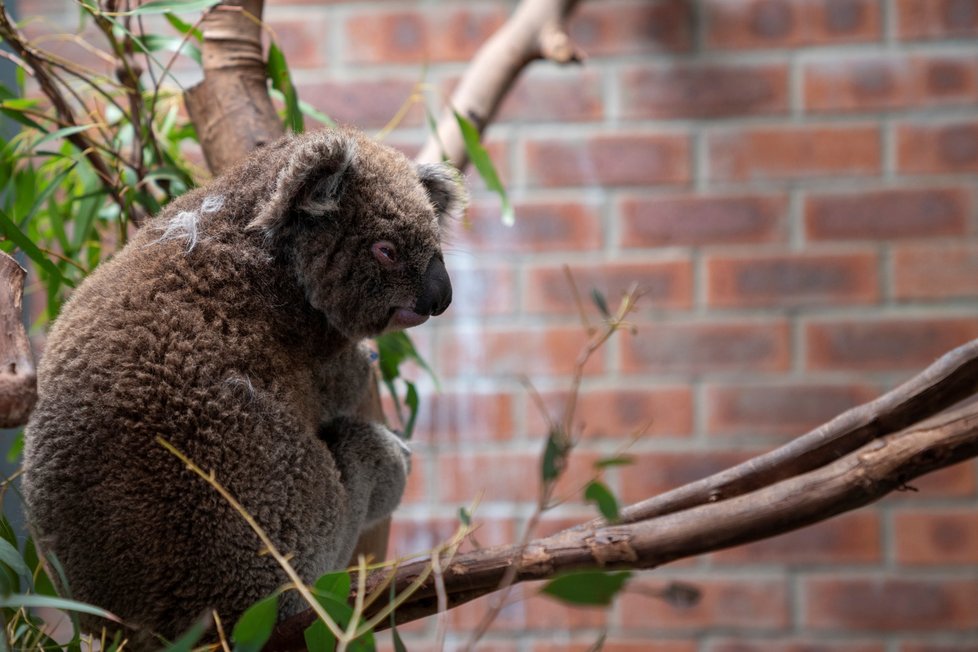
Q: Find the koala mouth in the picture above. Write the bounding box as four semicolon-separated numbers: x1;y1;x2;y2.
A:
389;307;430;330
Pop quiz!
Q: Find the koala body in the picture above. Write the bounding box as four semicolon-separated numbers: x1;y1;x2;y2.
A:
23;128;463;645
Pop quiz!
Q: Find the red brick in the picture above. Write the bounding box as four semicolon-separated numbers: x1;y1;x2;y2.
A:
447;586;609;631
621;320;792;375
708;641;884;652
804;55;978;113
707;252;879;308
806;187;971;241
896;0;978;39
569;0;692;56
437;450;599;504
711;513;881;564
709;125;881;181
900;644;978;652
884;460;978;500
496;69;604;123
536;641;696;652
706;383;879;439
894;508;978;565
458;200;603;253
619;577;789;630
526;133;691;188
620;194;787;247
297;79;424;129
894;242;978;301
343;7;507;64
524;261;693;314
804;577;978;630
805;318;978;372
441;264;516;318
438;327;604;378
897;121;978;174
388;516;515;560
704;0;881;49
619;450;762;502
621;63;788;119
264;14;330;69
412;391;515;444
400;452;427;506
525;387;694;440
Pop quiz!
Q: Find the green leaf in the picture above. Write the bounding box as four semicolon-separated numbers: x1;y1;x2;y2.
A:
124;0;219;15
594;455;635;469
32;124;98;150
6;430;23;463
314;570;351;599
164;11;203;42
540;427;569;483
541;571;632;607
0;206;64;284
231;594;278;652
584;480;619;523
591;288;610;319
133;33;201;65
0;594;121;621
453;110;512;226
391;624;408;652
266;43;302;133
458;507;471;526
375;332;436;386
270;89;335;127
402;380;419;441
0;539;29;577
164;612;211;652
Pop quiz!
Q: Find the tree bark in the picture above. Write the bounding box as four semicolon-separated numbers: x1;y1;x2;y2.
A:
0;252;35;428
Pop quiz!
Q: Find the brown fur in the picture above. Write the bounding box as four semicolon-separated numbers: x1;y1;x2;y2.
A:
22;128;464;646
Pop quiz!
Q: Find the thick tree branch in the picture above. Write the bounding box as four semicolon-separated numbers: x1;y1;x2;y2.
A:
266;337;978;651
0;252;36;428
416;0;584;168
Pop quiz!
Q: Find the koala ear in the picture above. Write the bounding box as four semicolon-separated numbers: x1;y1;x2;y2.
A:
248;132;357;233
416;163;467;224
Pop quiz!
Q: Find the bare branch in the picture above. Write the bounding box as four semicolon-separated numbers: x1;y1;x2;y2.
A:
0;252;36;428
416;0;584;168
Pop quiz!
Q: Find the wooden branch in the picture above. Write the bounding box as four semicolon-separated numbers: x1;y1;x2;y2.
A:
265;337;978;651
184;0;284;175
0;252;36;428
415;0;584;168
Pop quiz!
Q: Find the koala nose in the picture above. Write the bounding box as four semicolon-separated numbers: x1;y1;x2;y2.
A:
415;254;452;316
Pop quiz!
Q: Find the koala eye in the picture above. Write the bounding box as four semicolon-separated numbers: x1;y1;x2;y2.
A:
371;241;398;266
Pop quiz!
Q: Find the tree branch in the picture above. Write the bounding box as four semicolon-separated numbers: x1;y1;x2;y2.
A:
0;252;36;428
416;0;584;168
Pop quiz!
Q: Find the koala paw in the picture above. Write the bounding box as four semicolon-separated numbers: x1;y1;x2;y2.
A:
372;423;411;475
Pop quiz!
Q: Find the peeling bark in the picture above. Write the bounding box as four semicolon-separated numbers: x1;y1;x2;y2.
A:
0;252;36;428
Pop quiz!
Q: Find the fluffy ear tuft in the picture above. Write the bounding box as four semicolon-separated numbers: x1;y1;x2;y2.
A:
417;163;467;225
248;132;357;233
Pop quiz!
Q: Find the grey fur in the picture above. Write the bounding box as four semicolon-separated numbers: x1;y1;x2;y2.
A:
22;128;466;646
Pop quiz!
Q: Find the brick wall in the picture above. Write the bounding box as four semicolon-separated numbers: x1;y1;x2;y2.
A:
16;0;978;649
333;0;978;649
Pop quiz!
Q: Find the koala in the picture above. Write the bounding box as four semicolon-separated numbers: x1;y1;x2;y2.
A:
22;127;464;646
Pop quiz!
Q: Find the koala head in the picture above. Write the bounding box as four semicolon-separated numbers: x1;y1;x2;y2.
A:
246;129;466;341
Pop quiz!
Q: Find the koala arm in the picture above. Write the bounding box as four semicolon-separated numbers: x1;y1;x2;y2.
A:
316;341;375;419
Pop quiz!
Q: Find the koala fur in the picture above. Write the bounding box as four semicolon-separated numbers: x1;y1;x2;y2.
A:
22;128;464;645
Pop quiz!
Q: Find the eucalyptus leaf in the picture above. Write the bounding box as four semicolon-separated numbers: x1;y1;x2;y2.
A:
0;538;29;577
453;110;512;226
584;480;620;523
266;43;302;133
0;594;122;621
541;571;632;607
124;0;219;15
231;594;278;652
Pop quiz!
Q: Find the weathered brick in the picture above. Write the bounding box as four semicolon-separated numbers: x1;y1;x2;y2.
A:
388;516;514;559
439;327;604;378
524;260;693;314
459;200;603;253
805;187;971;241
297;79;424;129
711;513;881;564
621;63;789;119
707;252;879;308
804;55;978;113
569;0;692;56
896;0;978;40
437;450;599;503
894;242;978;301
707;641;884;652
900;644;978;652
447;586;609;631
620;193;787;247
536;641;696;652
525;387;694;439
706;383;879;439
704;0;881;49
495;69;604;123
621;320;792;375
526;133;691;188
897;120;978;174
894;508;978;565
884;460;978;500
619;450;762;502
805;318;978;372
804;577;978;630
441;264;516;317
618;577;789;630
412;391;515;444
264;14;330;69
709;125;881;181
343;6;507;64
